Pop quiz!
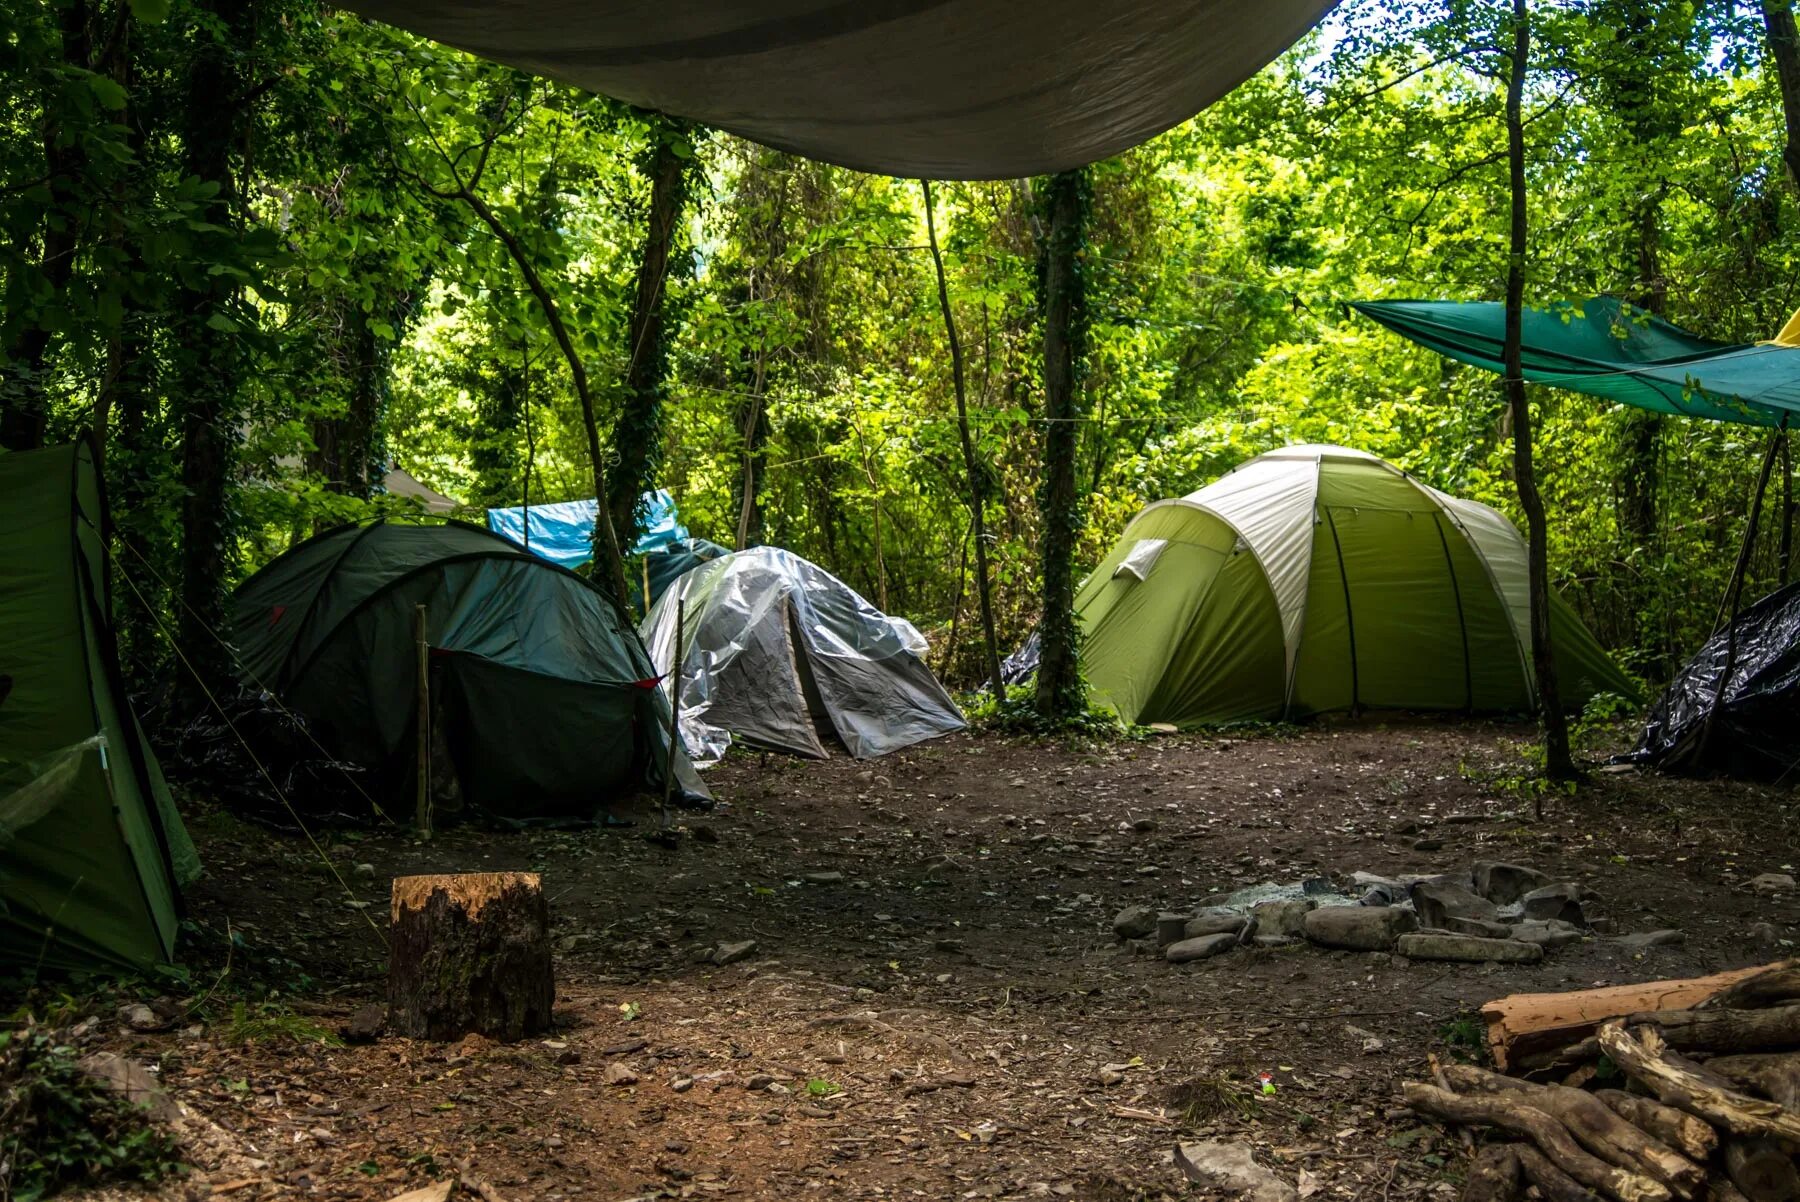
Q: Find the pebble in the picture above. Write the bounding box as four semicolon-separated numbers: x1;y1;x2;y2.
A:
603;1063;639;1086
670;1077;695;1093
1751;872;1797;893
1616;929;1685;951
1165;933;1237;963
713;939;757;966
802;872;845;885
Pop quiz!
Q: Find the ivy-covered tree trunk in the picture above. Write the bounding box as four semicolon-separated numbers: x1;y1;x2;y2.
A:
0;0;93;451
311;306;391;501
1763;0;1800;187
1503;0;1577;782
1034;168;1089;723
608;116;694;548
173;0;256;697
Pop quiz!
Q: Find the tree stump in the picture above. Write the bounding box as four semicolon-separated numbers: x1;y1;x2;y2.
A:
387;872;553;1041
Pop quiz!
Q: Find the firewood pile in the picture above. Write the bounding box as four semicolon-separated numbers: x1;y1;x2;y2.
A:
1405;960;1800;1202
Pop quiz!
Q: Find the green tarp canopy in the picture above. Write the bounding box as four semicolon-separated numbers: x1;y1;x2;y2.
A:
1351;297;1800;427
1074;445;1637;727
231;520;705;823
1;438;200;974
335;0;1335;179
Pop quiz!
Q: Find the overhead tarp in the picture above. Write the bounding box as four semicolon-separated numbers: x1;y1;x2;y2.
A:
333;0;1336;179
381;466;460;514
641;546;966;764
487;490;686;570
1351;297;1799;426
1619;581;1800;781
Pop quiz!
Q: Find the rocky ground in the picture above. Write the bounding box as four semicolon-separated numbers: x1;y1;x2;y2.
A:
39;720;1800;1201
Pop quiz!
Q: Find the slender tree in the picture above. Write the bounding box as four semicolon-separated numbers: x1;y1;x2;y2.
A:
1034;168;1090;723
922;180;1006;698
609;114;697;549
1764;0;1800;187
1502;0;1577;781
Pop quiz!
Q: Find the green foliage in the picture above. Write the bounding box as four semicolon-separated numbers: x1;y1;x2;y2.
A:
0;1027;185;1200
220;1000;341;1047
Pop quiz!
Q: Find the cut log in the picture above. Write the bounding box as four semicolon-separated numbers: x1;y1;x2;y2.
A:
1597;1023;1800;1146
1707;1177;1751;1202
387;872;554;1042
1402;1082;1671;1202
1514;1144;1606;1202
1440;1065;1703;1198
1698;962;1800;1012
1704;1053;1800;1109
1462;1144;1524;1202
1721;1140;1799;1202
1521;1005;1800;1074
1595;1090;1720;1164
1483;965;1781;1070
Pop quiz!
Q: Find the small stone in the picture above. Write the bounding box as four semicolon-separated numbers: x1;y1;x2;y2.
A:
77;1053;181;1123
1520;883;1596;925
802;872;845;885
1445;917;1513;940
544;1135;565;1149
117;1003;162;1032
1303;905;1417;951
1617;929;1685;952
1472;861;1552;905
1097;1067;1125;1086
1395;933;1544;964
1510;919;1585;949
1156;913;1192;945
1251;898;1315;938
746;1073;775;1090
690;824;719;843
1112;905;1158;940
603;1063;639;1086
1751;873;1797;893
1133;818;1159;833
1750;921;1782;949
1410;881;1499;930
1391;821;1422;836
1361;1036;1386;1055
354;862;377;879
1173;1141;1299;1202
1411;839;1444;852
1166;933;1238;963
343;1002;385;1043
671;1077;695;1093
713;939;757;965
934;939;965;953
1183;912;1248;939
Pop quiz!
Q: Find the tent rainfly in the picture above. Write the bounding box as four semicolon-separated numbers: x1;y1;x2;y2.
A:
1;438;201;973
381;466;461;514
231;520;705;822
641;547;966;764
332;0;1337;180
1061;445;1636;727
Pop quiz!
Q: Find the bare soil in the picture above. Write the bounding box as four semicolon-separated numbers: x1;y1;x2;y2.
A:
55;721;1800;1201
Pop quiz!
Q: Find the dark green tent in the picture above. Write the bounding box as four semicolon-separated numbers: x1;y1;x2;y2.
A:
231;521;704;822
1351;297;1799;426
1;438;200;974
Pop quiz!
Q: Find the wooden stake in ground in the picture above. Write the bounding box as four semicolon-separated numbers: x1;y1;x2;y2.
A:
414;603;431;837
388;872;553;1041
660;596;686;830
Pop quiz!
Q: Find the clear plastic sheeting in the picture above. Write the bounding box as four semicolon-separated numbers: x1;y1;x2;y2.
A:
1620;581;1800;780
333;0;1335;180
641;547;966;765
1113;539;1168;583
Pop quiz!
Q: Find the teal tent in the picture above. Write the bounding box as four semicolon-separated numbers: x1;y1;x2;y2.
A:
1351;298;1800;426
231;520;705;823
2;438;200;973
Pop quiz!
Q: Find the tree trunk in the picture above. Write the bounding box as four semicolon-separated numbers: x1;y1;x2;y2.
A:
173;0;255;702
387;872;554;1042
608;117;694;548
923;179;1006;698
1034;168;1088;724
1502;0;1576;780
1762;0;1800;188
1;0;94;450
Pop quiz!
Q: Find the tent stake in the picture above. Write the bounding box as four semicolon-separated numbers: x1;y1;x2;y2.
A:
661;596;685;830
1698;419;1786;761
415;603;432;838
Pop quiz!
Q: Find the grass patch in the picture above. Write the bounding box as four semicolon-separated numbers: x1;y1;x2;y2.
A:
222;1000;341;1047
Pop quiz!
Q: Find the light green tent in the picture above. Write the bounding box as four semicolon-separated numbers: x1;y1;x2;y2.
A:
1076;445;1637;726
0;438;200;974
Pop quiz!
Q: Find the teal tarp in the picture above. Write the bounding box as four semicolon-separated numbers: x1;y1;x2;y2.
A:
1352;297;1797;426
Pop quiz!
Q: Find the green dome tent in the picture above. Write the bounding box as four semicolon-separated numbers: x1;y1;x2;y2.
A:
1074;445;1637;726
1;438;200;973
231;521;704;823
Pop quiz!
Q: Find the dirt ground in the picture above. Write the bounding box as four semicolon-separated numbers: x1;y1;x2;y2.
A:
51;721;1800;1201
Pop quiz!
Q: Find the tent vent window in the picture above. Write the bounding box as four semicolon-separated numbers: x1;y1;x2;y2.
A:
1113;539;1169;582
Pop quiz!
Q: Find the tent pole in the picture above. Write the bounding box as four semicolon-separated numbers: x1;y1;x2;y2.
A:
660;596;686;830
415;603;432;838
1781;429;1793;586
1697;418;1786;761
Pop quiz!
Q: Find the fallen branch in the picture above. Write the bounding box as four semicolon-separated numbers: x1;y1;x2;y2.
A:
1594;1090;1720;1163
1514;1143;1607;1202
1597;1023;1800;1145
1402;1082;1670;1202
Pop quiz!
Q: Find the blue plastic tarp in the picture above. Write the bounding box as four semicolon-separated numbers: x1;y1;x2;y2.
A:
487;491;687;569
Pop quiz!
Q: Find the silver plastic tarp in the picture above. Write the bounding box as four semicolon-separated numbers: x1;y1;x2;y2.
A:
334;0;1337;179
641;546;966;764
